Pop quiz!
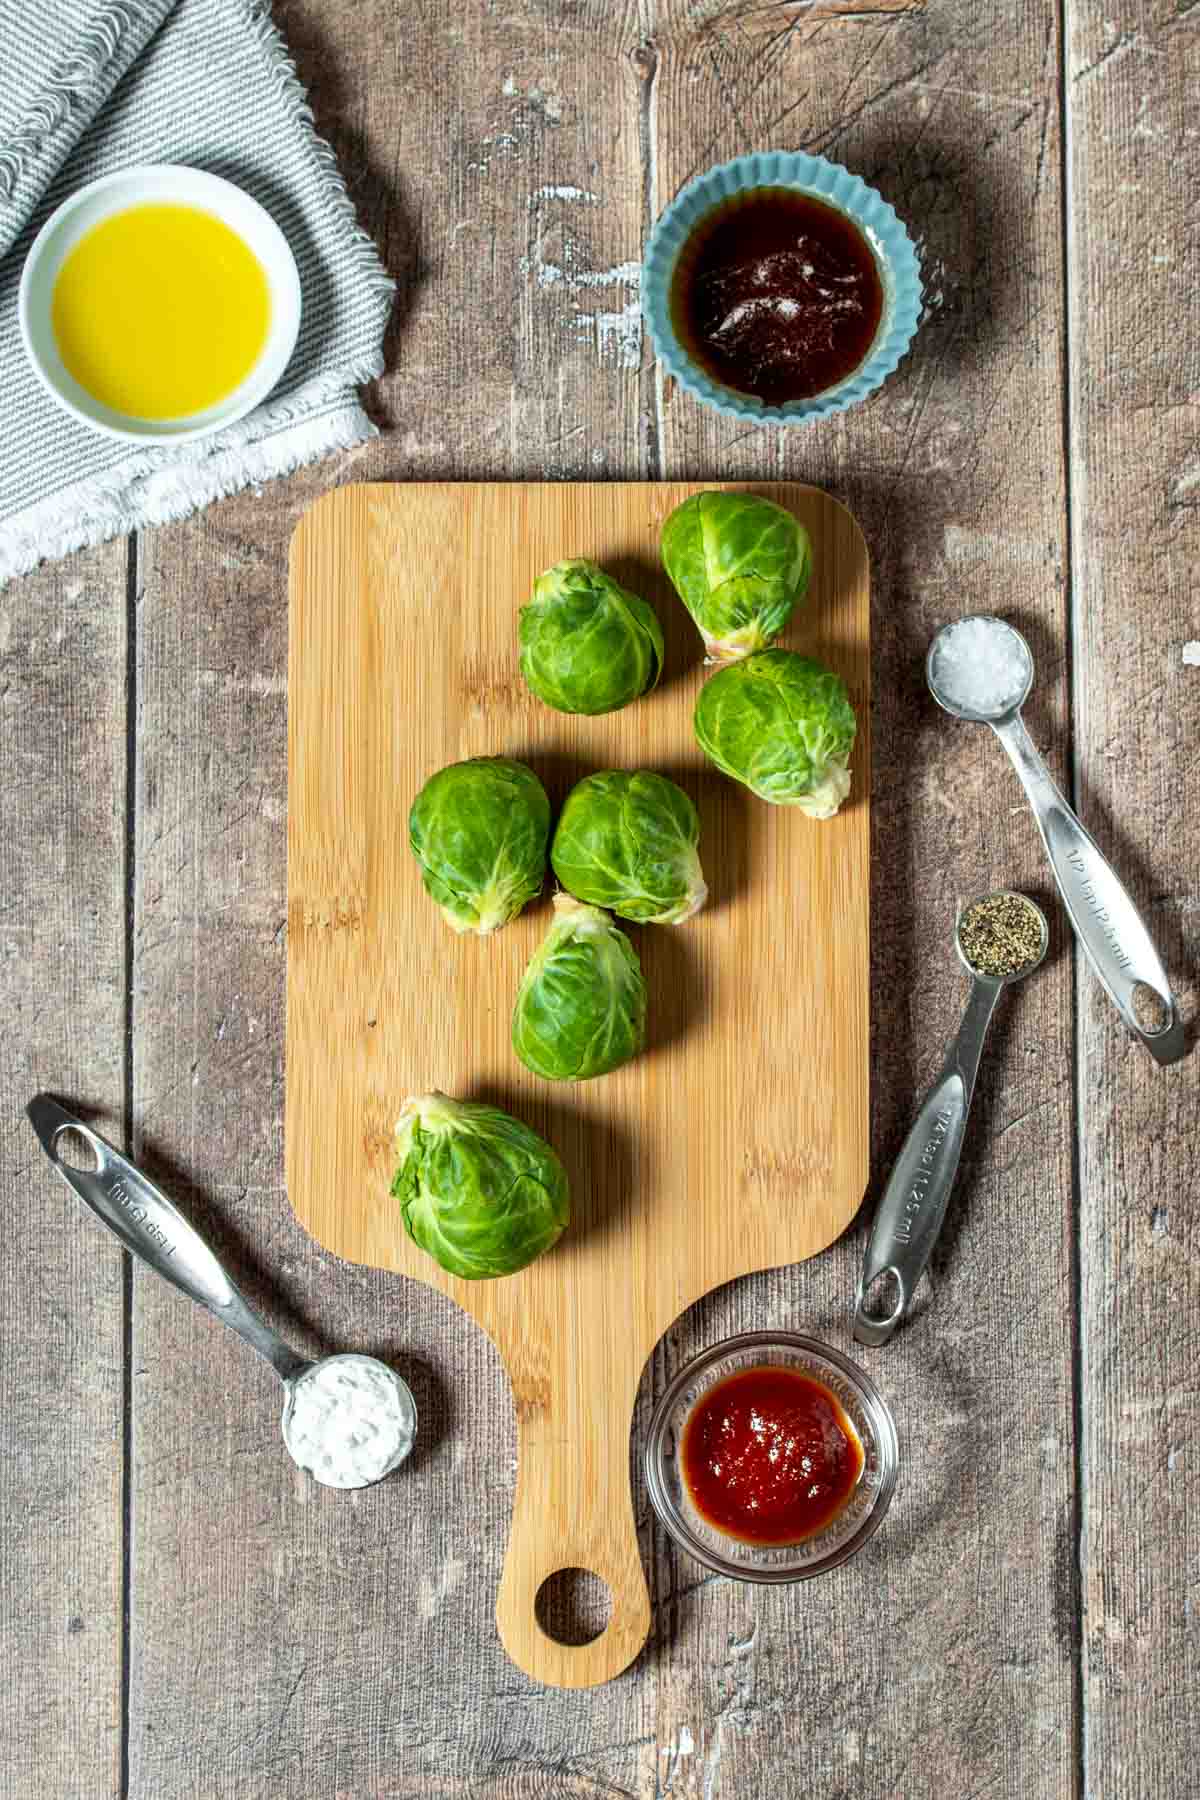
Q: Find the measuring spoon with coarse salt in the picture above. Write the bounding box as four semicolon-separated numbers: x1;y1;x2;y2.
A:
27;1095;417;1489
927;615;1185;1065
854;890;1049;1346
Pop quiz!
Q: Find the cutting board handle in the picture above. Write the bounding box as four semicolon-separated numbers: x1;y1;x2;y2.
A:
495;1393;651;1688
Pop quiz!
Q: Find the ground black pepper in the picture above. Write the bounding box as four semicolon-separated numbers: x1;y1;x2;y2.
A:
957;893;1045;978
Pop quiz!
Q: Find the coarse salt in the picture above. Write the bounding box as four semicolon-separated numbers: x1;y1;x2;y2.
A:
282;1354;415;1490
928;616;1030;717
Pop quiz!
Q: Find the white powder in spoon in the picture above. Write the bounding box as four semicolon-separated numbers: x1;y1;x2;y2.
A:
928;616;1031;718
282;1354;416;1490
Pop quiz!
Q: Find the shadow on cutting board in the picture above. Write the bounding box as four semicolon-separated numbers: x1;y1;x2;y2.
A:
466;1081;644;1256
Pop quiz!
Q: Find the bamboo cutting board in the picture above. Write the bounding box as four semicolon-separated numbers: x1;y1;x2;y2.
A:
287;482;870;1688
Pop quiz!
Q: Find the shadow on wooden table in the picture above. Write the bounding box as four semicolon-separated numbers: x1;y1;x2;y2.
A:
134;1132;455;1476
1063;769;1196;1060
268;3;427;429
918;880;1063;1297
134;1132;335;1357
465;1081;644;1258
853;116;1026;384
980;595;1192;1055
635;1274;982;1672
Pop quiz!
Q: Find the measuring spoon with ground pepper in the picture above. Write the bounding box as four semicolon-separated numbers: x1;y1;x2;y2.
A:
853;890;1049;1347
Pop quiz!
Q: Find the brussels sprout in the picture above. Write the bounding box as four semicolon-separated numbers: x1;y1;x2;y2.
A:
551;770;707;924
694;649;856;817
392;1091;569;1280
519;559;664;715
512;893;647;1080
409;756;550;934
661;491;812;661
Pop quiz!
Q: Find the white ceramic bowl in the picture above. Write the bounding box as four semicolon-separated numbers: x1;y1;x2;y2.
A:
18;163;302;444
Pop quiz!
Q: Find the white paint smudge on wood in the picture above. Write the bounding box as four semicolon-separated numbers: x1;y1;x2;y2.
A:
528;184;597;204
1171;463;1200;505
1180;641;1200;666
499;75;564;120
577;303;643;369
419;1555;466;1619
521;184;643;367
524;254;642;291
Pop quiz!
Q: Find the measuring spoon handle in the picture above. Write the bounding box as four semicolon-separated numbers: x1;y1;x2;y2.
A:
26;1096;308;1383
854;978;1001;1346
993;714;1184;1065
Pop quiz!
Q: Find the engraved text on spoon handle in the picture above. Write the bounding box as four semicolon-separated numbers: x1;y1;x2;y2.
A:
991;714;1183;1064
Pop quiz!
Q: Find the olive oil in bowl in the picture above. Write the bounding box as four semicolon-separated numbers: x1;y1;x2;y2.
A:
19;165;302;443
51;202;272;421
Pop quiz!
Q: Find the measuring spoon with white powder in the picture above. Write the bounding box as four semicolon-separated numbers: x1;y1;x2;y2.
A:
927;615;1184;1065
27;1095;417;1489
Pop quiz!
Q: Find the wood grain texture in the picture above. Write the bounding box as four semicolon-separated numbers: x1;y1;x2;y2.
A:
125;3;666;1793
1067;3;1200;1793
287;480;869;1686
0;545;127;1797
2;0;1181;1792
650;2;1080;1796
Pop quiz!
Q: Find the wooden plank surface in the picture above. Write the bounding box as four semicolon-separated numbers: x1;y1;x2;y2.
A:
1067;3;1200;1794
287;479;869;1687
126;4;659;1794
2;0;1196;1793
127;0;1081;1789
650;2;1080;1795
0;544;128;1796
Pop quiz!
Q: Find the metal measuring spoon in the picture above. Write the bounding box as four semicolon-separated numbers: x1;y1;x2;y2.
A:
27;1095;416;1487
853;891;1049;1346
927;615;1184;1065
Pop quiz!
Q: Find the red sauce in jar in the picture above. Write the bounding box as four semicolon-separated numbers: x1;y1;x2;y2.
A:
681;1365;864;1545
669;187;884;405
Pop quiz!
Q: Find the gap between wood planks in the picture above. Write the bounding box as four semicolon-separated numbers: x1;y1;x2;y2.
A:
119;526;138;1800
107;4;1114;1788
1059;3;1090;1795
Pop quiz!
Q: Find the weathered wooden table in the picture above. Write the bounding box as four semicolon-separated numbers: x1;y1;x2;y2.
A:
4;3;1197;1796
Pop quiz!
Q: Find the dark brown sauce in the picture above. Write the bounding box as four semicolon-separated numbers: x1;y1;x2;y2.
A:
670;187;884;405
682;1365;864;1546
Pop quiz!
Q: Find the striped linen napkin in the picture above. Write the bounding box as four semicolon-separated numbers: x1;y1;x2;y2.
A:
0;0;393;584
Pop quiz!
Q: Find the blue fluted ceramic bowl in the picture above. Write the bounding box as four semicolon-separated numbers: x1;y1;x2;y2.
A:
641;151;922;425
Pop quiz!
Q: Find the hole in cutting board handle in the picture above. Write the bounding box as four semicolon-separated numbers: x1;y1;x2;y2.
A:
535;1568;613;1647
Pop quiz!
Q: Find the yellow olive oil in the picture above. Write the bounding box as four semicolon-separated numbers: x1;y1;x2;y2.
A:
51;202;271;419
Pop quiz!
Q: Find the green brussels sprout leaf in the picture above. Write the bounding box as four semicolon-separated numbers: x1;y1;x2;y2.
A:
661;491;812;661
512;893;647;1080
551;770;707;924
392;1091;570;1279
409;756;550;934
519;559;664;715
694;649;856;816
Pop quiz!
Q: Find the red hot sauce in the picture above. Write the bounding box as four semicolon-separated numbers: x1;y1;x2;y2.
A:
682;1365;864;1545
669;187;884;405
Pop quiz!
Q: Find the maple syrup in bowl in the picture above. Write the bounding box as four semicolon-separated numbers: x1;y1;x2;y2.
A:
644;1332;898;1582
670;188;885;406
641;150;922;424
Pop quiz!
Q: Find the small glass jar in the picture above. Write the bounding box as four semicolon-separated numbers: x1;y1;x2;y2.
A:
644;1330;899;1582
